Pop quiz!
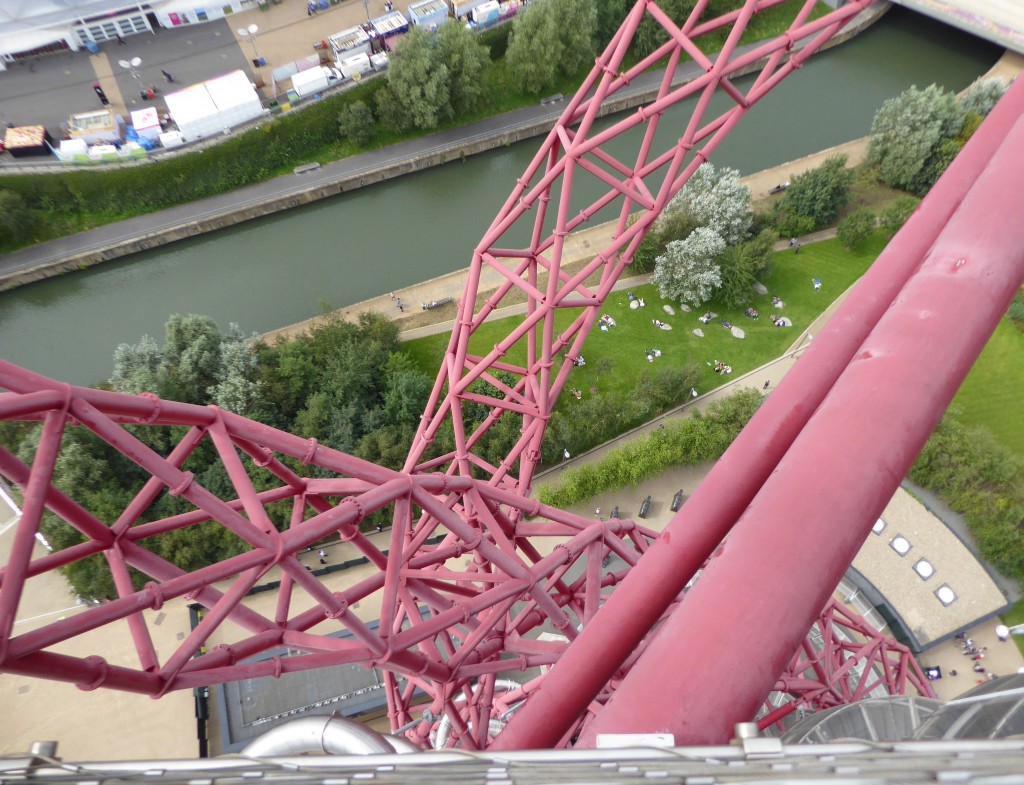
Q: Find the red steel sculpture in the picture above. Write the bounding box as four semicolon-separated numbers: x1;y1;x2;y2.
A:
5;0;1023;752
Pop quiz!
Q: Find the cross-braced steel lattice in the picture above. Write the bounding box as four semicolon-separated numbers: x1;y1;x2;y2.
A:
758;599;933;734
9;0;1009;753
405;0;877;499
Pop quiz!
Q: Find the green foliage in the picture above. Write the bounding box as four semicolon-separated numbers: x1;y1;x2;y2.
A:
774;210;816;239
716;228;777;308
919;136;962;193
626;214;660;273
338;100;375;147
653;226;725;307
594;0;632;47
477;23;511;60
1007;292;1024;325
537;389;762;509
879;195;919;237
958;76;1007;117
0;190;33;244
665;163;752;245
436;22;492;116
910;413;1024;584
506;0;598;94
656;208;700;246
782;153;853;229
836;207;876;250
867;83;966;195
385;27;453;129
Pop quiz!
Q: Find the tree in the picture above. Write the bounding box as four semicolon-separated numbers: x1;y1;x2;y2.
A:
209;324;263;416
866;84;965;195
384;27;452;129
506;0;597;94
665;162;752;245
163;314;223;404
555;0;600;77
782;154;853;229
958;76;1007;117
435;20;491;116
338;100;375;147
879;195;919;237
836;207;876;250
0;190;33;246
716;228;778;309
653;226;725;307
110;334;163;395
505;2;562;94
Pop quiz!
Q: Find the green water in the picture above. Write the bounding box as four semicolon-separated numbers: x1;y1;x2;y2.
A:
0;7;1002;385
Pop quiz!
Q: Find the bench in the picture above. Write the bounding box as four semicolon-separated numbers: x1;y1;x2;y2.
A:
293;162;321;175
671;490;685;512
638;495;652;519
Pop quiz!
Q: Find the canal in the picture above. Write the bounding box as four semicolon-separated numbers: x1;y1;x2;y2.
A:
0;7;1002;385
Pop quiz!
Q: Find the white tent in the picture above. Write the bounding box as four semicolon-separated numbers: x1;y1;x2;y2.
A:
163;71;264;142
205;70;263;129
163;82;220;142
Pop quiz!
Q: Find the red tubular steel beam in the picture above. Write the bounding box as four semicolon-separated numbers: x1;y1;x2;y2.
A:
490;63;1024;751
577;78;1024;746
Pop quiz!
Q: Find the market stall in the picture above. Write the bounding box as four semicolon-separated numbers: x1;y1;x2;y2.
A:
3;125;53;158
68;109;125;144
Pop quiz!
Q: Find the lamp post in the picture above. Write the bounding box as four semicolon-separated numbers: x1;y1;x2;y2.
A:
238;23;262;66
118;56;144;102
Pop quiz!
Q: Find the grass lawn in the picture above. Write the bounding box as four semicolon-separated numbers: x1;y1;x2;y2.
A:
403;233;887;406
951;318;1024;456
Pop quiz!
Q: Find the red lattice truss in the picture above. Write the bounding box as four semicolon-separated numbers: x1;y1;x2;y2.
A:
1;0;940;751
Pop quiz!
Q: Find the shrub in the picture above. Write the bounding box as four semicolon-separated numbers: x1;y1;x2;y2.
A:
782;153;854;229
879;196;920;237
836;207;876;250
338;100;375;147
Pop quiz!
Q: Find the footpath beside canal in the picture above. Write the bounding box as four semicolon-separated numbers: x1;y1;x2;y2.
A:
259;47;1024;345
0;2;892;293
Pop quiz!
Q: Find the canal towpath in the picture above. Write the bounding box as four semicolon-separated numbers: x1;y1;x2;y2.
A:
0;1;897;293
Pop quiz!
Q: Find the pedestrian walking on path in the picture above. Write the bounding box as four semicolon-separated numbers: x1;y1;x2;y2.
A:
161;69;174;84
318;548;327;565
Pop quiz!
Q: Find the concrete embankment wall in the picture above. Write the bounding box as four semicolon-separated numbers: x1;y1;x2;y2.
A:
0;2;892;293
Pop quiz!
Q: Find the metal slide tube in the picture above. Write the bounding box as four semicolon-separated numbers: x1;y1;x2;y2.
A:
240;715;397;757
490;72;1024;751
579;80;1024;745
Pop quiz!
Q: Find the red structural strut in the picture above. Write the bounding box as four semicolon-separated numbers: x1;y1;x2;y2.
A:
1;0;994;751
491;26;1024;750
576;75;1024;745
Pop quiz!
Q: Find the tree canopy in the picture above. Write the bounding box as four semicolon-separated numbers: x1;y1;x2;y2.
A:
782;153;853;229
380;27;453;130
866;84;966;196
653;226;725;306
664;162;752;245
505;0;598;94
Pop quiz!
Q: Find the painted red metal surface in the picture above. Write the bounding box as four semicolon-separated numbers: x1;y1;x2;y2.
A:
576;75;1024;745
759;599;933;733
0;0;993;752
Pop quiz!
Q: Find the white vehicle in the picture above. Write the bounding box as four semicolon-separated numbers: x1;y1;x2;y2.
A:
291;66;335;98
338;53;372;80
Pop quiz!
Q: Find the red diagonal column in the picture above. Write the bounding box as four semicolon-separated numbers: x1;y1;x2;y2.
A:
491;7;1024;750
577;77;1024;746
